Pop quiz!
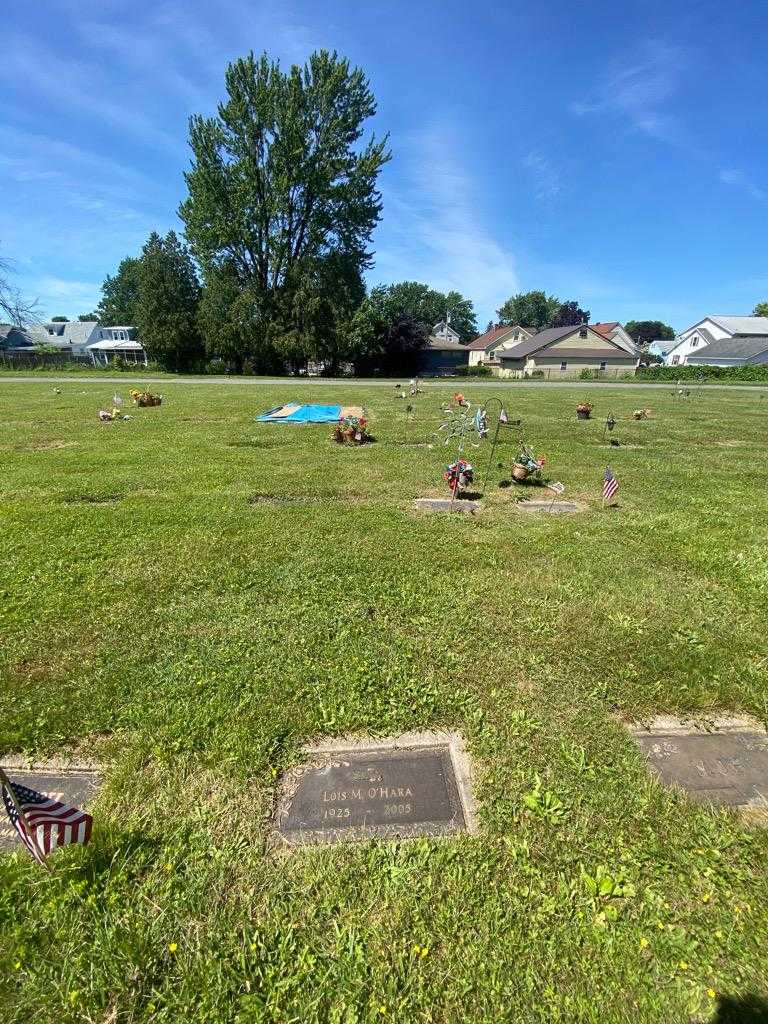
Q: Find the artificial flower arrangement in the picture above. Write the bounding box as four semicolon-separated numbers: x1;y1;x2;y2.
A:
453;392;469;408
332;413;370;445
512;445;546;482
576;402;593;419
632;408;651;420
129;388;162;407
444;458;474;493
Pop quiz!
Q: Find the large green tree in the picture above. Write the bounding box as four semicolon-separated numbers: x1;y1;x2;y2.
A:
97;257;141;325
625;320;675;347
369;281;476;341
496;290;561;332
135;231;204;371
351;287;429;376
551;300;590;328
753;302;768;317
180;49;389;372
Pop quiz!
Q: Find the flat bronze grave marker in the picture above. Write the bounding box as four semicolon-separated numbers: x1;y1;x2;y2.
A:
274;732;476;846
413;498;481;514
517;500;580;514
0;765;101;853
631;719;768;809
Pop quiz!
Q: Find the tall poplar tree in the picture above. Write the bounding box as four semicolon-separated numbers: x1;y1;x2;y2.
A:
180;50;389;371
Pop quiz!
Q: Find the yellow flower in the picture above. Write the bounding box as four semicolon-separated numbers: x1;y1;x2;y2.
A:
639;937;649;948
421;947;429;958
679;961;689;971
701;893;711;903
379;1007;387;1015
715;930;723;940
707;989;717;1000
656;921;665;931
168;942;178;954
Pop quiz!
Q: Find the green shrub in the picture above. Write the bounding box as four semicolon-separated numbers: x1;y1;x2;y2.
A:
637;364;768;383
453;363;492;377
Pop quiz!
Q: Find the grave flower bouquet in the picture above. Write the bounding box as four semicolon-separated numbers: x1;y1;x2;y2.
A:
332;413;370;445
444;458;474;492
576;402;593;419
130;388;162;407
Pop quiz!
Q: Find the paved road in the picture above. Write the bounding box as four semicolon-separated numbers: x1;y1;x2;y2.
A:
1;375;767;393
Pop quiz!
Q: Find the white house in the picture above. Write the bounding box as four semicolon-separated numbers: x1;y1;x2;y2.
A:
431;320;461;343
664;315;768;366
466;324;534;367
4;320;147;364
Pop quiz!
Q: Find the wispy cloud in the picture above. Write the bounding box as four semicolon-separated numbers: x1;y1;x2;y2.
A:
719;168;766;202
373;125;518;324
30;276;102;314
571;39;687;144
522;152;561;201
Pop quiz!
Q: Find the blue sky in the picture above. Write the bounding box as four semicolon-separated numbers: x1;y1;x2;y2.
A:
2;0;767;331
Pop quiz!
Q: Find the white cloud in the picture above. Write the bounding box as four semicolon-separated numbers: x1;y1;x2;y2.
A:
30;276;102;315
570;39;686;144
522;152;561;201
372;125;518;325
719;168;766;202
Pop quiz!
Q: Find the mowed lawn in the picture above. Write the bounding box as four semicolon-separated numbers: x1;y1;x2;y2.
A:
1;380;767;1024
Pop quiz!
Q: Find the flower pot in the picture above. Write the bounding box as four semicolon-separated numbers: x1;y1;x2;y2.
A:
576;409;591;420
512;463;530;481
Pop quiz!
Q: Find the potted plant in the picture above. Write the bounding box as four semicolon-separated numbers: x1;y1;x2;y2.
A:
576;402;593;420
512;446;546;482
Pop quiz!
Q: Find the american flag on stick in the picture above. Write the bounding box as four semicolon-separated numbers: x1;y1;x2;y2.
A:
0;769;92;868
602;466;619;505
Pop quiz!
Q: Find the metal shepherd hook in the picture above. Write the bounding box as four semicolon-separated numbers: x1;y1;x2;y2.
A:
479;397;506;494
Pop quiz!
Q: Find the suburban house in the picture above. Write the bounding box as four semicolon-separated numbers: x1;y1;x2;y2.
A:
466;324;534;368
0;321;147;365
496;323;638;378
431;320;461;343
591;322;637;354
87;326;147;365
663;316;768;366
418;335;469;375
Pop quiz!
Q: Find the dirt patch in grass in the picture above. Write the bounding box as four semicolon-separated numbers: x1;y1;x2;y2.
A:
248;493;368;506
63;493;124;505
10;439;79;453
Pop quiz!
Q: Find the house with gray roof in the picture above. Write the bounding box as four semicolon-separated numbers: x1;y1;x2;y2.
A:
0;320;147;364
496;324;638;378
663;315;768;366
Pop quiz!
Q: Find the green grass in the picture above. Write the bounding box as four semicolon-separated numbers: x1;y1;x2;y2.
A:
1;381;767;1023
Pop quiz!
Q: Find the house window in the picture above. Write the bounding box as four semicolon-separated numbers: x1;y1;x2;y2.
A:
560;361;568;372
599;360;607;371
672;355;680;365
691;336;698;346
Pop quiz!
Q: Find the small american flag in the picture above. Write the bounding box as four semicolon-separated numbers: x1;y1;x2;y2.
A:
602;466;619;504
1;778;92;865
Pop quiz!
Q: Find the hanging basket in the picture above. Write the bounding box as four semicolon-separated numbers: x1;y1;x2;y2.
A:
512;462;530;481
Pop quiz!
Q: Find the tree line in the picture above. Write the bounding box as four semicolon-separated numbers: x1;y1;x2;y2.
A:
12;46;768;372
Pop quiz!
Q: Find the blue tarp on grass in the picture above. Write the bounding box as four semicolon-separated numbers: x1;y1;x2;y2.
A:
257;403;342;423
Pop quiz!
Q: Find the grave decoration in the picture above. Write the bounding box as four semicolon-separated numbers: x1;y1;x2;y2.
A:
0;766;95;870
444;458;474;495
331;411;371;445
632;408;652;420
98;407;130;422
576;402;593;420
512;444;546;482
474;407;489;439
129;388;162;407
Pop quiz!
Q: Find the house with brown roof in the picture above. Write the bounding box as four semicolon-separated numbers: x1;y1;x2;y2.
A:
496;323;638;378
467;324;534;368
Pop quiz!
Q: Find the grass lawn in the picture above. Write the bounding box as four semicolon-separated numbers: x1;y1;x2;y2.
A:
1;380;767;1023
